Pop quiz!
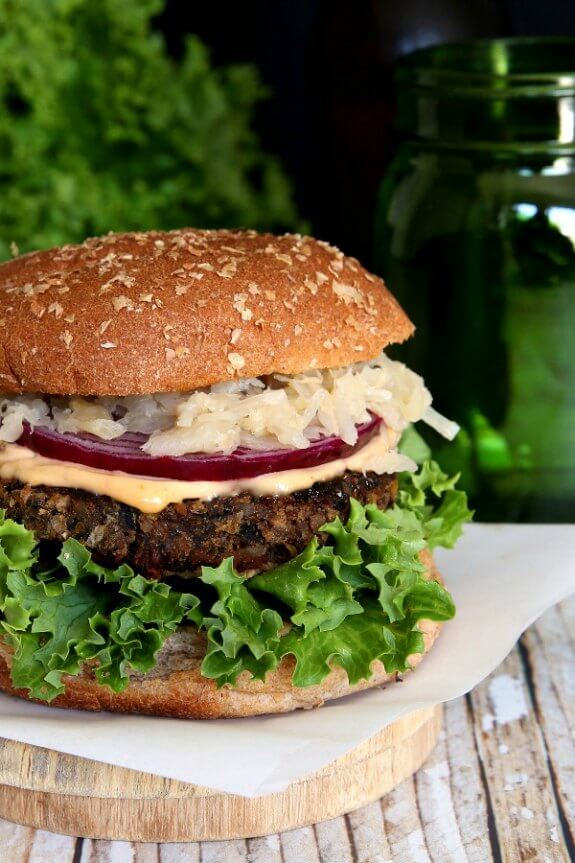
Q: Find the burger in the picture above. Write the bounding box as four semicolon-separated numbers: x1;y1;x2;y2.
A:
0;229;470;718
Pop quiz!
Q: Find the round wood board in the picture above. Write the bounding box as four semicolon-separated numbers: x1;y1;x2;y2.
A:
0;704;441;842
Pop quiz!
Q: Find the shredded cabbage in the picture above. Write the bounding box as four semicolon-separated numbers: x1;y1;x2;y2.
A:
0;353;453;456
422;406;460;441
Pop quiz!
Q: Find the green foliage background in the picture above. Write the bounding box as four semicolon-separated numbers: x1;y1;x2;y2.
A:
0;0;299;259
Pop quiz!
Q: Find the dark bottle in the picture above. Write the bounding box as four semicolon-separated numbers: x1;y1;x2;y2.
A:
307;0;506;264
375;38;575;522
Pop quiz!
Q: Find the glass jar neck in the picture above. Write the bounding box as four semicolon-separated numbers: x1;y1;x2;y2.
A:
396;38;575;150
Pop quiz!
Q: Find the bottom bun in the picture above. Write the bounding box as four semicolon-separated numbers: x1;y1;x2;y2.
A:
0;551;444;719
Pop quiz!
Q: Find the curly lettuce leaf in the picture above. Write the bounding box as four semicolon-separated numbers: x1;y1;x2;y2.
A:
279;600;441;687
200;558;282;686
249;539;363;634
0;457;470;700
210;481;460;689
399;459;473;550
0;534;200;701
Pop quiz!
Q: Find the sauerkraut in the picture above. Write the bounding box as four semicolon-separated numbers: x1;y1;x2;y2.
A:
0;353;457;456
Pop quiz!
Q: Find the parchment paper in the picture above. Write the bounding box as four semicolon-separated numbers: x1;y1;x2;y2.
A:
0;523;573;797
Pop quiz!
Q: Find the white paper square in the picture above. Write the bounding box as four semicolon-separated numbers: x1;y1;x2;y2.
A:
0;523;573;797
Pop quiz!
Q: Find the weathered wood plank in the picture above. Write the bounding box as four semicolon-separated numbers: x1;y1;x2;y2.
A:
280;824;321;863
441;698;494;863
415;698;493;863
131;845;160;862
468;648;568;862
27;830;77;863
0;821;77;863
199;839;248;863
0;819;34;863
159;843;200;862
523;597;575;846
80;840;160;862
347;799;392;863
246;834;282;863
314;815;355;862
381;777;432;863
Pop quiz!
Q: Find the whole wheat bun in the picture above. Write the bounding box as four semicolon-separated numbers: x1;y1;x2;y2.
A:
0;552;443;719
0;229;413;396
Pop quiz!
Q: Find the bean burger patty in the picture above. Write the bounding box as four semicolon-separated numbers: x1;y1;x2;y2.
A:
0;471;397;578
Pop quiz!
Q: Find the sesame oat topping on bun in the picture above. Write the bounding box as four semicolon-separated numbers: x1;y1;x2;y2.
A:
0;229;414;396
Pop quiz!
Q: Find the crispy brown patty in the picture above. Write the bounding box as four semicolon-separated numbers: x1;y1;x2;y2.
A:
0;472;396;578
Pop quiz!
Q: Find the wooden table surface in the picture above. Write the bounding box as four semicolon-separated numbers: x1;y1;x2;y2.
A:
2;595;573;863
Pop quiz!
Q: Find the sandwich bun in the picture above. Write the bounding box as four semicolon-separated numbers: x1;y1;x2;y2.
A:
0;229;414;396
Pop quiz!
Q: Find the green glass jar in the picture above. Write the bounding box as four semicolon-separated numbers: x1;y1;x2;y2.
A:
375;38;575;522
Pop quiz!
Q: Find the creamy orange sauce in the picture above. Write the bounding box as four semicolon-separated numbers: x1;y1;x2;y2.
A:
0;429;411;513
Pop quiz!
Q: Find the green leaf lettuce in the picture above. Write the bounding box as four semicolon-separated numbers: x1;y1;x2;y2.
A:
0;457;471;701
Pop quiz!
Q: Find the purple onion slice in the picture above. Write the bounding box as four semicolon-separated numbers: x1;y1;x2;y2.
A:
17;415;382;482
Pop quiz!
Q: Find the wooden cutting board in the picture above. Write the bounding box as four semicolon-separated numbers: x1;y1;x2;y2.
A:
0;704;441;842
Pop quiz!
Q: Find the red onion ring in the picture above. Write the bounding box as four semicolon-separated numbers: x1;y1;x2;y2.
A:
16;416;382;482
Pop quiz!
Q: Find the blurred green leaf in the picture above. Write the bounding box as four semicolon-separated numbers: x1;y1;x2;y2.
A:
0;0;299;258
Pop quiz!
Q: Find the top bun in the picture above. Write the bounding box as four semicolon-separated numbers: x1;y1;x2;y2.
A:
0;229;414;396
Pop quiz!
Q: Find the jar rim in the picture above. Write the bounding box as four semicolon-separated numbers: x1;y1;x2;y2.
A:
397;37;575;93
